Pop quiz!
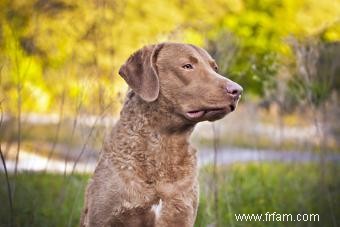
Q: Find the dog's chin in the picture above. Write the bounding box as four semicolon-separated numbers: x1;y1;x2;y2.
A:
184;103;236;122
205;110;229;122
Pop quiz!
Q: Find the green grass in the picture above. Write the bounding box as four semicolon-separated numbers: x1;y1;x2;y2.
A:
0;173;89;227
196;163;340;227
1;162;339;227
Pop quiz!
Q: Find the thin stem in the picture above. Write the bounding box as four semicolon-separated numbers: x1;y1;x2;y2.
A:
70;101;113;175
64;85;83;177
44;90;65;173
0;103;14;227
212;122;220;225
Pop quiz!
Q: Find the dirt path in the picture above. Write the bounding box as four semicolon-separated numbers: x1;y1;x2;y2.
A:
1;147;340;173
198;147;340;166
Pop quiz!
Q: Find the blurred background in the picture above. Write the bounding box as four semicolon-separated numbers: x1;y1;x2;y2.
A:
0;0;339;226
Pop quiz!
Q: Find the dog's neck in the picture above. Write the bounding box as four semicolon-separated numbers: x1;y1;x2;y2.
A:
105;91;197;183
120;91;195;136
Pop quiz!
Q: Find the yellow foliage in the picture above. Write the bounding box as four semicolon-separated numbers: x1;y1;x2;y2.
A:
0;0;339;114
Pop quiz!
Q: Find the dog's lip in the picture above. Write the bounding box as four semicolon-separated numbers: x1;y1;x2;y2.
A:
186;107;228;119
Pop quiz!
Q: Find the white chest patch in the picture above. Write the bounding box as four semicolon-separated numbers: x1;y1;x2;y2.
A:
151;199;163;220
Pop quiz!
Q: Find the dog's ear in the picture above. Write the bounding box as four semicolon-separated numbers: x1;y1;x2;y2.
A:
118;44;164;102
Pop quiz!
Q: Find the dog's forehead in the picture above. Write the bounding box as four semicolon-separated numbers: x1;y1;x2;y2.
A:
159;43;214;62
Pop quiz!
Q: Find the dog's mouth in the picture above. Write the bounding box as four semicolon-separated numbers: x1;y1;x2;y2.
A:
186;105;235;120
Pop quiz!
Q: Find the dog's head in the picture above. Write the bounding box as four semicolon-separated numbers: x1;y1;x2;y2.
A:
119;42;243;122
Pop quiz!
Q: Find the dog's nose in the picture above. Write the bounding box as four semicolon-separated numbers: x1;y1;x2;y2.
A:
226;81;243;97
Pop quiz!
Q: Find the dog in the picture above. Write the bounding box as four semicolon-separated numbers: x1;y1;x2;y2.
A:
80;42;242;227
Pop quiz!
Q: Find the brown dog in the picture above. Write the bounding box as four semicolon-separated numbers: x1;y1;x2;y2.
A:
80;42;242;227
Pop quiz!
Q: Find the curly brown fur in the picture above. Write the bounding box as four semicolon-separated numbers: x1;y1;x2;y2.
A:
80;43;242;227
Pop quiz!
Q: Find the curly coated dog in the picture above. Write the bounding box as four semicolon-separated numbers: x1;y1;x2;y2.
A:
80;42;243;227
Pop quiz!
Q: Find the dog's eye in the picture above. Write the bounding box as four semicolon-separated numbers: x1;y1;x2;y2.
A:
182;64;193;70
214;66;218;72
